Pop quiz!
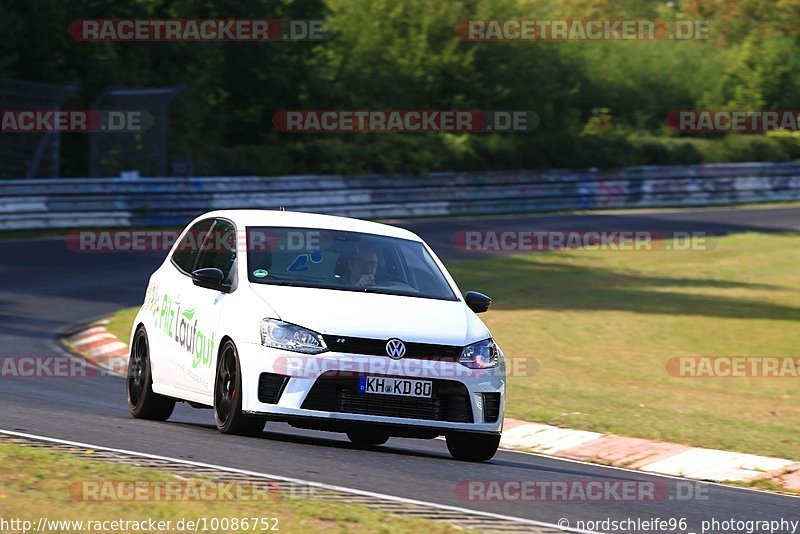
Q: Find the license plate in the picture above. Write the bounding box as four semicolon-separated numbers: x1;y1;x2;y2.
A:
358;376;432;398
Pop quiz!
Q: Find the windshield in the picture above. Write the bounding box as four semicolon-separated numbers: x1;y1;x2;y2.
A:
246;226;457;301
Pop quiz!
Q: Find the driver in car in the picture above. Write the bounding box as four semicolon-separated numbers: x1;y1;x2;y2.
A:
347;246;379;288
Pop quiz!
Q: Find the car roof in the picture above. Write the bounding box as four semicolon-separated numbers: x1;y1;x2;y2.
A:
195;209;422;241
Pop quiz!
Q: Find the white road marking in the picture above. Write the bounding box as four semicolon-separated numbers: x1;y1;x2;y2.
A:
0;428;599;534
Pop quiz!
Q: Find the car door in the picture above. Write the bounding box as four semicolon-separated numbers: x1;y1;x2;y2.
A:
169;217;238;397
150;217;214;389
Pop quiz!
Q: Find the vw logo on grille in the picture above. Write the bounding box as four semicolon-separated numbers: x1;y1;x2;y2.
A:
385;338;406;359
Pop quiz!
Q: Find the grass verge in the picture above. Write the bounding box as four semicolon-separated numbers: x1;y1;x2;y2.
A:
0;442;458;533
106;307;139;346
448;232;800;460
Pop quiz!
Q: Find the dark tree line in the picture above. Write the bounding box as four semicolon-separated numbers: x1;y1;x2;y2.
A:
2;0;799;177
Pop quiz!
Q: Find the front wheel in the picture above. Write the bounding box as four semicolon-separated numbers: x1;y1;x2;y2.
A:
127;326;175;421
213;340;266;436
446;433;500;462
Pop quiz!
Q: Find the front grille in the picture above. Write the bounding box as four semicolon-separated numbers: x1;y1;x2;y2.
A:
302;371;473;423
258;373;289;404
321;335;462;361
482;392;501;423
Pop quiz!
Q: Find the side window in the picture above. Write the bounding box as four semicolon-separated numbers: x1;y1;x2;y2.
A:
195;218;237;283
171;219;214;274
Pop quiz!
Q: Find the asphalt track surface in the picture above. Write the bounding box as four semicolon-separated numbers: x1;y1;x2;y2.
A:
1;206;799;533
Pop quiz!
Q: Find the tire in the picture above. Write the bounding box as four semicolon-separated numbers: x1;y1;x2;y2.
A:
346;429;389;446
127;326;175;421
446;433;500;462
213;339;266;436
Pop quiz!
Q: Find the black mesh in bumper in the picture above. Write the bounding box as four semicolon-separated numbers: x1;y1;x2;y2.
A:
301;371;473;423
257;373;289;404
482;392;501;423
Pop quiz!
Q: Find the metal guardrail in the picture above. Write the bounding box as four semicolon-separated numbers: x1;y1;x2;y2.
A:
1;162;799;230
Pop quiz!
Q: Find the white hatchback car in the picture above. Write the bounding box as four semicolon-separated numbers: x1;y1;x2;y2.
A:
127;210;505;461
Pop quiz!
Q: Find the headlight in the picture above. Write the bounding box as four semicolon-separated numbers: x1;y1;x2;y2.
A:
260;319;327;354
459;338;499;369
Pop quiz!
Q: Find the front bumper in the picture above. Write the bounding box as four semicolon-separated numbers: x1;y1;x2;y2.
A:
237;342;505;436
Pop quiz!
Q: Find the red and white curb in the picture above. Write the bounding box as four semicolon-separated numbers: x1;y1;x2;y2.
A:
501;420;800;491
63;322;800;493
62;320;129;377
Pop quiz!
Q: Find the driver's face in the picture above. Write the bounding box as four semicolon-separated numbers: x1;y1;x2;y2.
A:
349;250;378;279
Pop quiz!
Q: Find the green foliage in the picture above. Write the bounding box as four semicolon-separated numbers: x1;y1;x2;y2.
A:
2;0;798;176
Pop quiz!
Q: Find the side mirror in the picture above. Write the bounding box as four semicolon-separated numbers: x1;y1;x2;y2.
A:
465;291;492;313
191;268;231;293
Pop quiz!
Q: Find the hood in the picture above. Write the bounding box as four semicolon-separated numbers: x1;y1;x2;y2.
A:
249;284;489;346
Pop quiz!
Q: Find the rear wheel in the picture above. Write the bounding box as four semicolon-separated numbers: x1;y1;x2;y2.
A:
346;429;389;446
446;433;500;462
214;340;266;436
127;327;175;421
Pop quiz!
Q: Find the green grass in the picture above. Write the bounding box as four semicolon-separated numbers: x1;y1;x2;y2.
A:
448;232;800;460
728;477;800;496
106;307;139;346
104;232;800;460
0;443;459;533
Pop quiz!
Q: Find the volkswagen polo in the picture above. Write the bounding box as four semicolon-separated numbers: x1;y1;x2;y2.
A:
127;210;505;461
